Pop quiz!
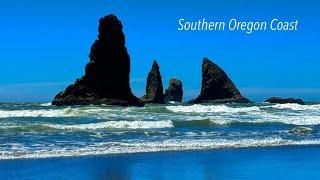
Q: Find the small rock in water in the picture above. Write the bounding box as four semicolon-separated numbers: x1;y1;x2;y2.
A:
164;78;183;102
266;97;305;105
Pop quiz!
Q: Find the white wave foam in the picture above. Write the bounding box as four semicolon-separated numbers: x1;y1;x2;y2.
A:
45;120;173;130
168;101;179;104
1;103;320;127
0;107;113;118
271;103;320;111
258;115;320;125
0;108;75;118
1;138;320;160
208;115;320;126
166;104;260;113
40;103;52;107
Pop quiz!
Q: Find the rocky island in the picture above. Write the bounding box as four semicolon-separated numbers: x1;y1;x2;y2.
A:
266;97;305;105
52;14;144;106
190;58;250;104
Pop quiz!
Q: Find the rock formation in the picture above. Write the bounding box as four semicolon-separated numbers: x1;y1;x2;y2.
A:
141;61;165;103
164;78;183;102
266;97;305;105
52;14;144;106
190;57;250;104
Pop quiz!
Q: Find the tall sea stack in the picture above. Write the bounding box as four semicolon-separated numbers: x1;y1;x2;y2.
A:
141;61;165;103
190;57;250;103
52;14;144;106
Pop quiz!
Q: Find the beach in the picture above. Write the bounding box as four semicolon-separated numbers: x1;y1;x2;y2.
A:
1;145;320;179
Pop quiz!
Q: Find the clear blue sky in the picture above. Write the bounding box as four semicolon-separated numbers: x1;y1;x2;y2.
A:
0;0;319;102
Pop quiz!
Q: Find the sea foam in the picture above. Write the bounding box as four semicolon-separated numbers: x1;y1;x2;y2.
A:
1;138;320;160
166;104;260;113
271;103;320;111
45;120;173;130
0;108;74;118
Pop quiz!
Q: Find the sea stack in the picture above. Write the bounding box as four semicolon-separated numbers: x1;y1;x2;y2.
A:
141;61;165;103
190;57;250;104
266;97;305;105
52;14;144;106
164;78;183;102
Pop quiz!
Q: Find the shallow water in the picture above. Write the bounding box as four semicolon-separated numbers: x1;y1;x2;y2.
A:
0;102;320;159
1;145;320;179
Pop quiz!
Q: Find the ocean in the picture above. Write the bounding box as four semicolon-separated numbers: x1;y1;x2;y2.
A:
1;102;320;178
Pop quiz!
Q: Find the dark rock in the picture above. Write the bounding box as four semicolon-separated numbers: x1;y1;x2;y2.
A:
52;14;144;106
164;78;183;102
266;97;305;105
190;57;250;104
141;61;164;103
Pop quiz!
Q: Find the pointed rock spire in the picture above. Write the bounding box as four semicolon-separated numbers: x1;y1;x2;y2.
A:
141;60;164;103
191;57;250;103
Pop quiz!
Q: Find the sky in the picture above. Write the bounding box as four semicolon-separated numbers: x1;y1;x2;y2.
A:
0;0;319;102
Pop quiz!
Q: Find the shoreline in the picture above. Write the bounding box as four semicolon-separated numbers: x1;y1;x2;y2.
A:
1;143;320;161
1;145;320;179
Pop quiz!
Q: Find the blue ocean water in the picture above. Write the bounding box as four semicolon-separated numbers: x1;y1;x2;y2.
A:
0;102;320;159
0;102;320;178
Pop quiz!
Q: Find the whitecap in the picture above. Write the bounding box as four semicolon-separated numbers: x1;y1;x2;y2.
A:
271;103;320;111
0;108;74;118
1;137;320;160
44;120;174;130
40;103;52;107
166;104;260;113
0;107;113;118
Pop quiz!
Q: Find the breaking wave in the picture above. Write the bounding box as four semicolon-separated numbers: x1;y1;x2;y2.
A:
0;108;74;118
0;107;113;118
271;103;320;111
1;138;320;160
2;118;320;133
166;104;260;113
1;102;320;160
46;120;174;130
